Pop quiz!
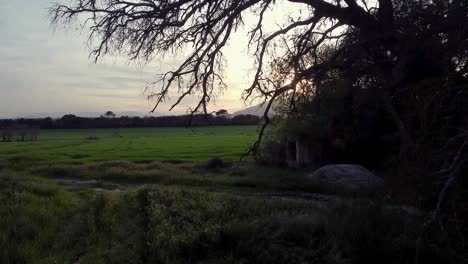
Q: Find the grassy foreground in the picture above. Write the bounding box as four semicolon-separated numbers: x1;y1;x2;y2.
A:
0;126;257;167
2;170;454;264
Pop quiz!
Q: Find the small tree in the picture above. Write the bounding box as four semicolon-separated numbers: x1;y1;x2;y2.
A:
104;111;116;118
215;109;228;116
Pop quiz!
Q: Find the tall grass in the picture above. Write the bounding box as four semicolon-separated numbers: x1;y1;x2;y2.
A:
1;170;462;264
33;161;322;193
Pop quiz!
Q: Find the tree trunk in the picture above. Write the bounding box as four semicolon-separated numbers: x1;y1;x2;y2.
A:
381;90;413;161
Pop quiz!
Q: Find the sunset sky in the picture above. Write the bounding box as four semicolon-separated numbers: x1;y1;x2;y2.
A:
0;0;292;118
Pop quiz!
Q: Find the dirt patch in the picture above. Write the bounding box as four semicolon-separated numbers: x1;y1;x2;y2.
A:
54;178;127;192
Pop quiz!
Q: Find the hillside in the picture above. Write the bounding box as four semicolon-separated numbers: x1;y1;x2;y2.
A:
232;103;277;117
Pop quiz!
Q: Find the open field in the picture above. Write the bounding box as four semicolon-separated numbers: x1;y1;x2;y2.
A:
0;126;258;167
1;125;321;196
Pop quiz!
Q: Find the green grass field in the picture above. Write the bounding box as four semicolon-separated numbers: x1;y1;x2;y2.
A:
0;125;320;194
0;126;258;166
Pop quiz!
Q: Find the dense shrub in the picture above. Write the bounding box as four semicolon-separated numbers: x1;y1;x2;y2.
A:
255;135;287;166
257;80;395;169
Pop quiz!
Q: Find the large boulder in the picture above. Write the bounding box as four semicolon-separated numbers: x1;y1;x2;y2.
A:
306;164;384;195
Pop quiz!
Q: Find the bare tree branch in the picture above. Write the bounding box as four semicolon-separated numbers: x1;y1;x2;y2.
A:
50;0;468;160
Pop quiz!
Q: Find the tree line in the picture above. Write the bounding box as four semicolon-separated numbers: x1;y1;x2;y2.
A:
0;125;40;142
0;114;261;130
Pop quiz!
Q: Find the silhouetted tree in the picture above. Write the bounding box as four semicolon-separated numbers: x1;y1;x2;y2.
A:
104;111;116;118
50;0;468;154
215;109;228;116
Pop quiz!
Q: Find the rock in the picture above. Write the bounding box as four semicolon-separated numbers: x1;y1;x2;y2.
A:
306;164;384;195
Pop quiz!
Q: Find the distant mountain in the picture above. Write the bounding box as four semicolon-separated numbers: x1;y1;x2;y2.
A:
232;103;277;117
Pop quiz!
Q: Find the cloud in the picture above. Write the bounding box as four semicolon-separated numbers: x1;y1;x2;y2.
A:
0;0;261;118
